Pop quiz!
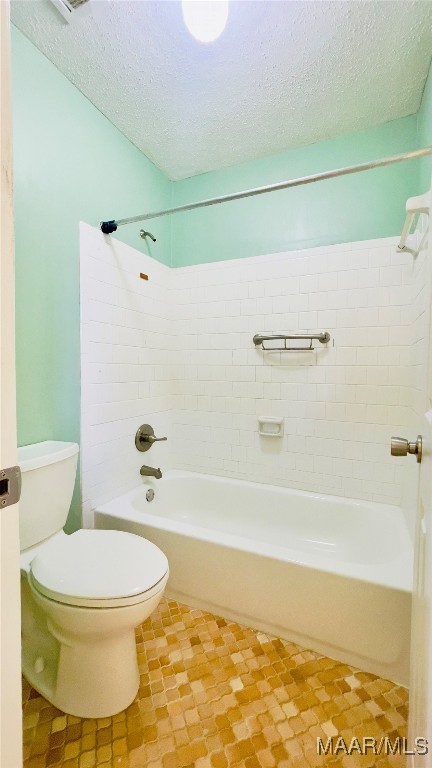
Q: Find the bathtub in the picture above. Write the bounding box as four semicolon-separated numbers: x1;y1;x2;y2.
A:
94;469;412;685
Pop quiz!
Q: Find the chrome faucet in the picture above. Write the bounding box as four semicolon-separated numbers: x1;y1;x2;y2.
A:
140;465;162;479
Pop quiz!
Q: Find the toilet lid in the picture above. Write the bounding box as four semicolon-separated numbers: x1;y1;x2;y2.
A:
30;529;169;608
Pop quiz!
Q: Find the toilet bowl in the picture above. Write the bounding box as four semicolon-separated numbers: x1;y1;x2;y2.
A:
19;441;169;718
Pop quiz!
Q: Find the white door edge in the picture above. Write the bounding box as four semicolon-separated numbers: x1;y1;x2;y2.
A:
0;2;23;766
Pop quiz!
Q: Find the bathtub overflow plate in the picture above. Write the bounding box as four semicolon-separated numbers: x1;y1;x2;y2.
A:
146;489;155;502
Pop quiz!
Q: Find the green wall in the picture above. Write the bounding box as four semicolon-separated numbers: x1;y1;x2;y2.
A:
12;27;171;530
417;59;432;190
171;116;420;266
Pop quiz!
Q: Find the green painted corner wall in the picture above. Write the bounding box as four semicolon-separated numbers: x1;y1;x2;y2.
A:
417;58;432;190
170;115;421;267
12;26;171;530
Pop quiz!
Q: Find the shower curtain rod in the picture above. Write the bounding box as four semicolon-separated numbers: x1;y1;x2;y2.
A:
100;146;432;234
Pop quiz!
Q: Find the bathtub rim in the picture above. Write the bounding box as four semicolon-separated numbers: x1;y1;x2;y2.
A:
94;469;413;594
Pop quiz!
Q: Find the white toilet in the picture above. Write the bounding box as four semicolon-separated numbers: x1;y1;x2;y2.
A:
19;441;169;719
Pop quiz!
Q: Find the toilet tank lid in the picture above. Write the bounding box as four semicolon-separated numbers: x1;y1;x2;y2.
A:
18;441;79;472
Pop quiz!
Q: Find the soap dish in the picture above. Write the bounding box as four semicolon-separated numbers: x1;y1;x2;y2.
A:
258;417;284;437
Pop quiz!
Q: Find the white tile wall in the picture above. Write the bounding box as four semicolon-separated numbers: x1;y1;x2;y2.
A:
81;224;422;521
171;237;415;505
80;223;173;522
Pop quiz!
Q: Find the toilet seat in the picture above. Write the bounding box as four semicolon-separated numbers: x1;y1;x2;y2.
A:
29;529;169;608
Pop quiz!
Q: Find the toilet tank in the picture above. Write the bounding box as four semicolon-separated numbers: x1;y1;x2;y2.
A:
17;441;79;551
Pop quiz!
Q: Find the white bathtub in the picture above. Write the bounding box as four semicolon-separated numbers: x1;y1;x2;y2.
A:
94;469;412;685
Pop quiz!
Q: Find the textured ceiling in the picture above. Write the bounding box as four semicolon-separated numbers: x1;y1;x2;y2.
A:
11;0;432;180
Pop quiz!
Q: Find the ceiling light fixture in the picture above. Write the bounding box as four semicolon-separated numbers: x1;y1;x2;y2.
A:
181;0;229;43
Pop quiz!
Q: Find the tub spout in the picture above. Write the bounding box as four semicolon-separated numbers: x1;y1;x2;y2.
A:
140;465;162;479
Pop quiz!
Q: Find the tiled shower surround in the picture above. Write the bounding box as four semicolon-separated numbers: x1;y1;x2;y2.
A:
80;223;173;518
80;223;427;519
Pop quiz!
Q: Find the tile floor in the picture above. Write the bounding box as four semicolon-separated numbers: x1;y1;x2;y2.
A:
23;598;408;768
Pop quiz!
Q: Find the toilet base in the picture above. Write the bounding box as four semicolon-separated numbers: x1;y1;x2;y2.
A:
22;575;165;718
23;626;140;718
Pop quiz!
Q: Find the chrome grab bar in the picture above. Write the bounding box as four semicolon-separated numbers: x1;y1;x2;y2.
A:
253;332;330;351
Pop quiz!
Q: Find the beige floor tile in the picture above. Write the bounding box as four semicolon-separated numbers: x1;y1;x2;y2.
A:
23;598;408;768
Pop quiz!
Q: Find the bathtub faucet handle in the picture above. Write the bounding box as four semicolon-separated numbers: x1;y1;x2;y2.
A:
135;424;168;453
147;434;167;445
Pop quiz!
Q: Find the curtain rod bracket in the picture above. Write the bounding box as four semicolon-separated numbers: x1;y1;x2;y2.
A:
100;220;118;235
